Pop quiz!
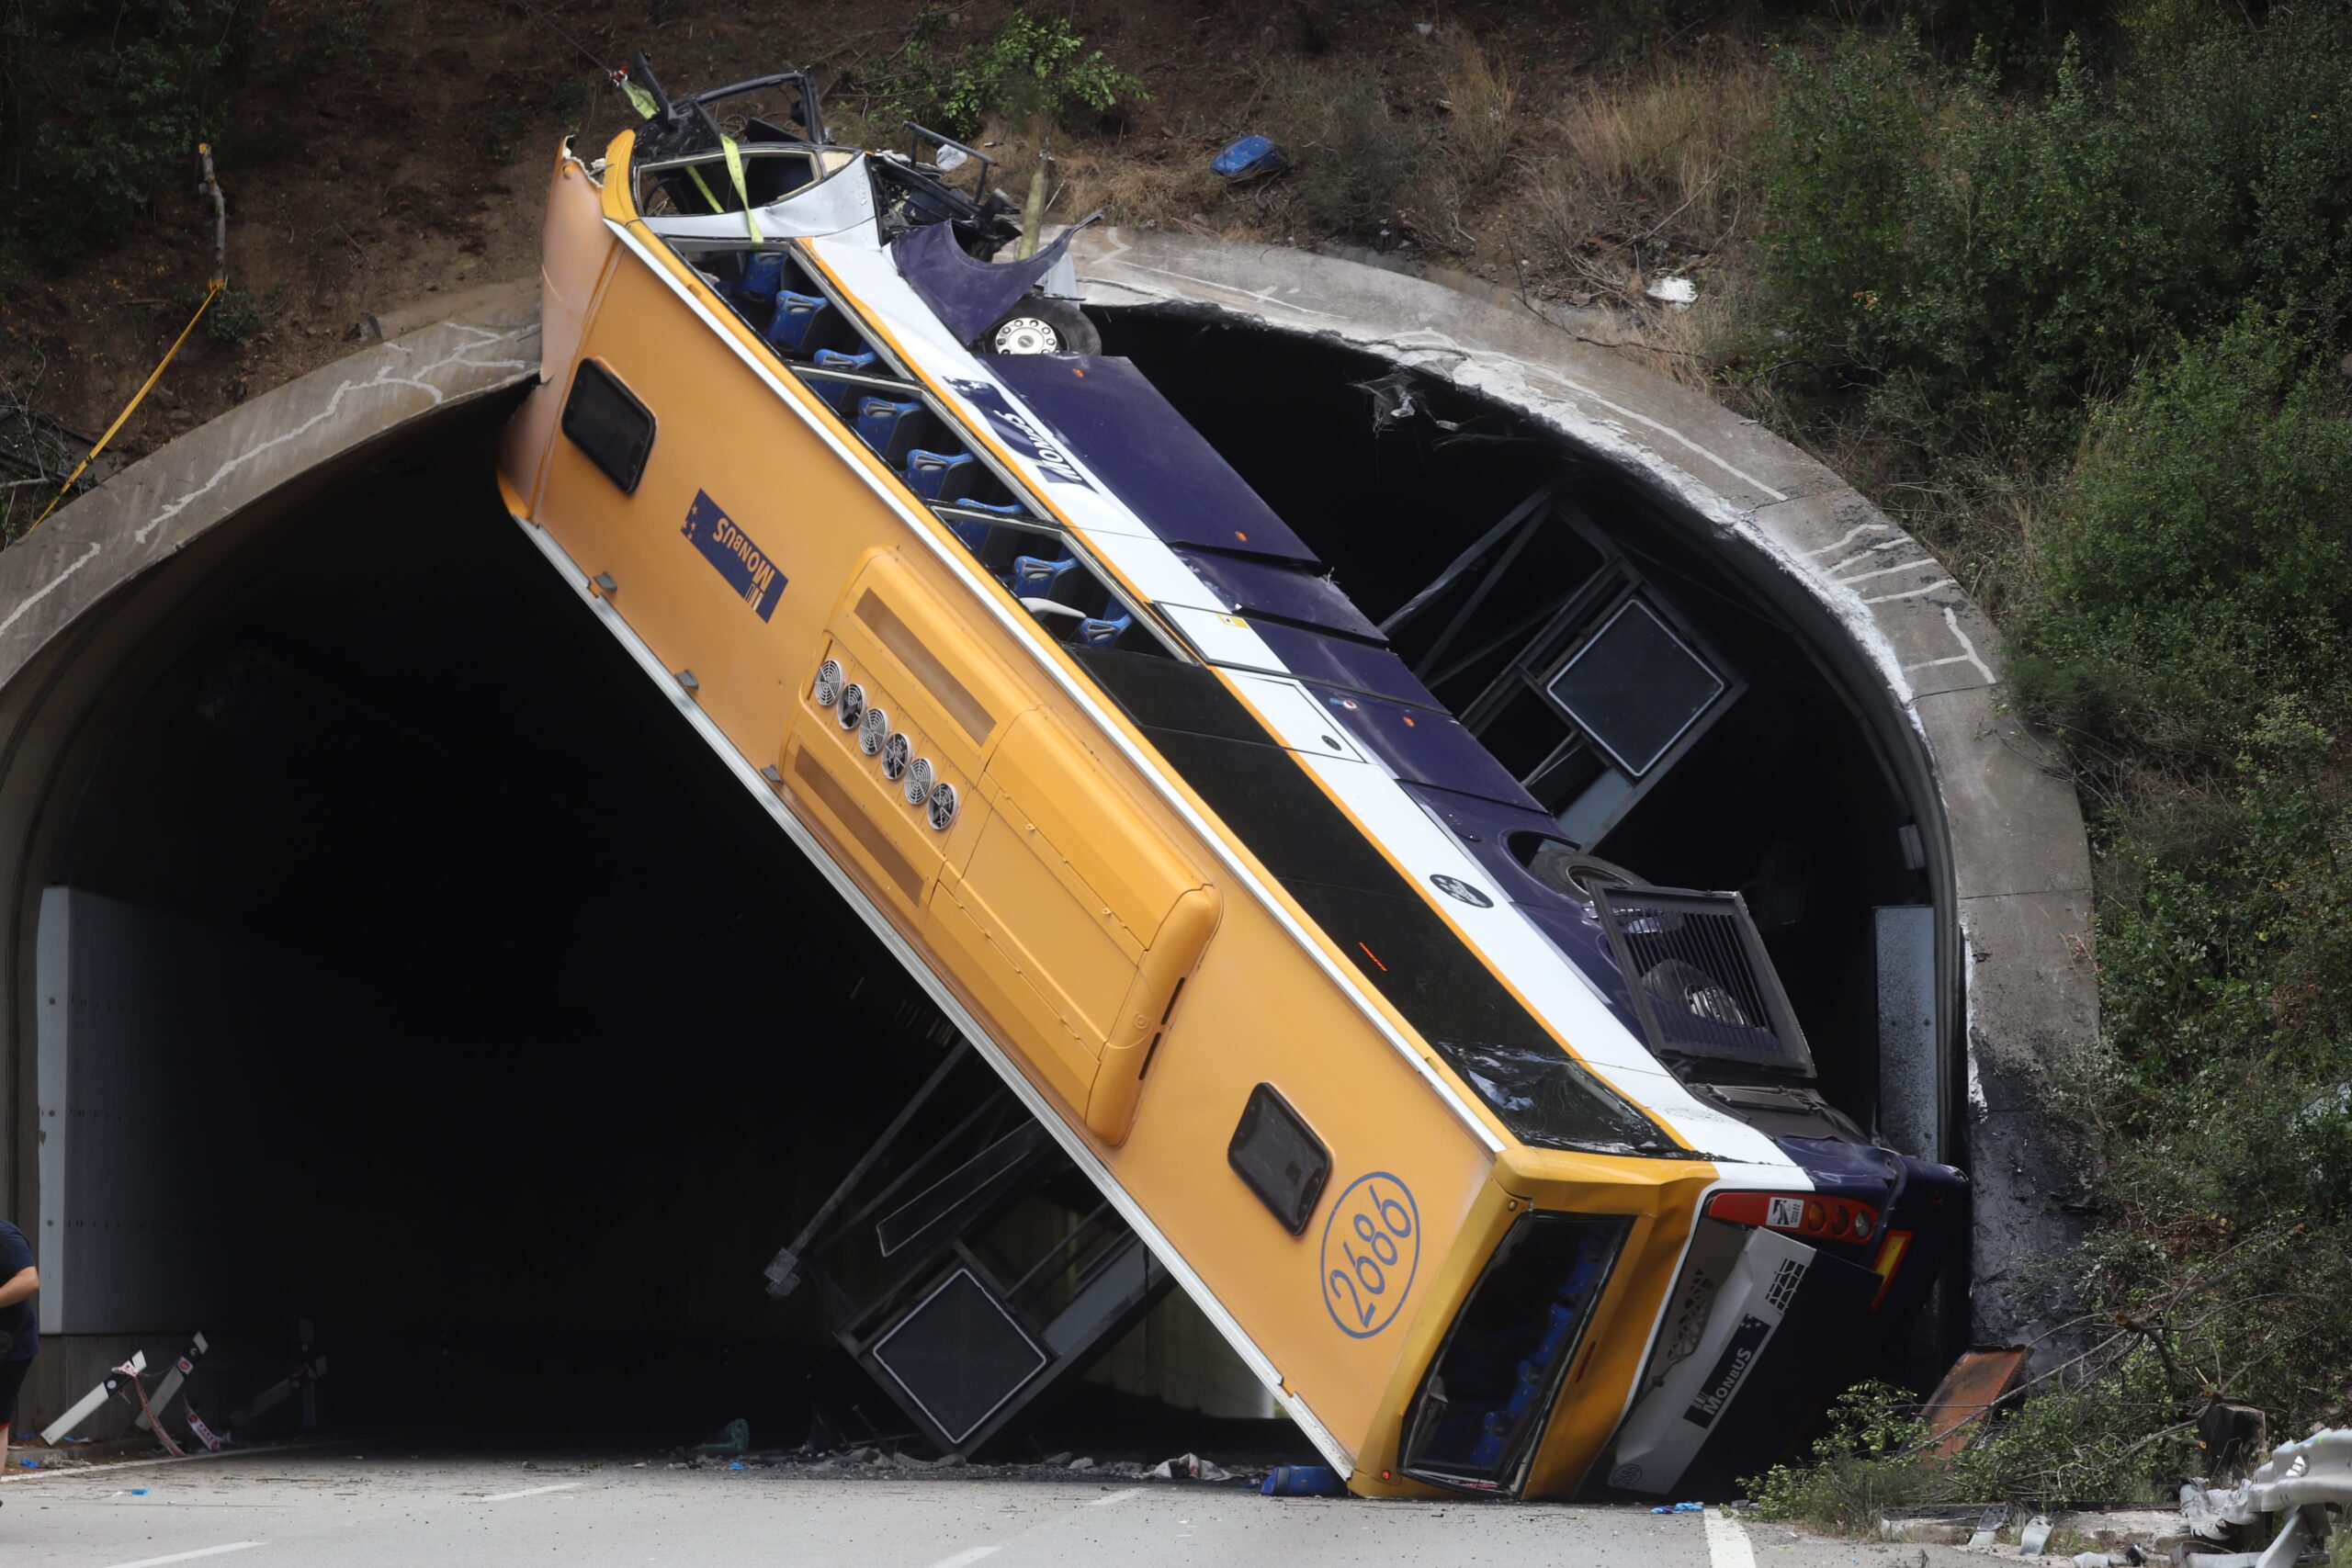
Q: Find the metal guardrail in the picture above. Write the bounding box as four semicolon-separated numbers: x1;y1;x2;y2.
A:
2188;1427;2351;1568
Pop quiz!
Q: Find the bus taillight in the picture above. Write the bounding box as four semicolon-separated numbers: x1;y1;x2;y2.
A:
1705;1190;1879;1244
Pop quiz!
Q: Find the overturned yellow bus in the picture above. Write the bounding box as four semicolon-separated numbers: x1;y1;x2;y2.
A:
494;62;1966;1500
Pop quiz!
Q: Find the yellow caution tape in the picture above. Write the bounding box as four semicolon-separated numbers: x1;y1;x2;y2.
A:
25;277;223;535
720;134;761;243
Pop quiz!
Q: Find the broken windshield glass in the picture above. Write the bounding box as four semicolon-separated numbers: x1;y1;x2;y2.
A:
1433;1038;1690;1157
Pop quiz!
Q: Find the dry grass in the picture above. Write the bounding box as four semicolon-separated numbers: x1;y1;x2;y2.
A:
1522;52;1775;308
1256;62;1458;247
984;116;1242;238
1439;28;1520;189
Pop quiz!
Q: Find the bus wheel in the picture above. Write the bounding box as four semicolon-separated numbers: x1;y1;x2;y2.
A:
984;299;1100;355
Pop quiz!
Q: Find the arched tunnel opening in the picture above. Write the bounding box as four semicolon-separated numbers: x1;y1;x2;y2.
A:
10;306;1958;1458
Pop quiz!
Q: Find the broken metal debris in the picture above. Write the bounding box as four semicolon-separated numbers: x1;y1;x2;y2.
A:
2179;1427;2351;1568
1918;1345;2032;1459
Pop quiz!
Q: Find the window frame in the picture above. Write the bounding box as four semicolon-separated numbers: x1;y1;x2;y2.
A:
560;358;658;495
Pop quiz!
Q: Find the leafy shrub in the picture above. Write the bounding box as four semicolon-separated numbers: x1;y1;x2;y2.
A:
3;0;234;262
1745;1382;1935;1530
204;284;278;345
936;10;1143;141
2016;314;2352;761
1760;34;2173;455
2130;10;2352;342
1754;29;1932;383
1757;9;2352;462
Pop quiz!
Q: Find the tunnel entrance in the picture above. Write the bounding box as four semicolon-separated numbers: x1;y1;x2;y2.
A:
17;304;1957;1453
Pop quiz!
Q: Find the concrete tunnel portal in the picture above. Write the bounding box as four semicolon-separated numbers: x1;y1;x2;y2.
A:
0;238;2097;1458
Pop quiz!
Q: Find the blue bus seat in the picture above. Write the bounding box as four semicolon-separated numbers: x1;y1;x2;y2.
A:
765;290;834;355
1012;554;1078;592
737;252;790;309
905;449;977;502
940;497;1022;553
808;348;877;411
854;398;924;460
1078;612;1132;647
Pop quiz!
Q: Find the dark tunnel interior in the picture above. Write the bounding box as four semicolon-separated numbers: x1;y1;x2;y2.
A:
45;429;1003;1445
24;315;1948;1450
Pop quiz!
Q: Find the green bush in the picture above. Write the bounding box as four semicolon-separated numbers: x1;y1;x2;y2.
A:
852;7;1143;142
2;0;234;262
1745;1382;1935;1530
1759;34;2172;456
1752;30;1930;380
1756;9;2352;462
2016;314;2352;760
2060;699;2352;1443
2130;10;2352;341
937;10;1142;141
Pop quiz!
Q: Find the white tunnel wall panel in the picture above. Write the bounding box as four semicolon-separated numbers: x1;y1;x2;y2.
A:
1874;906;1940;1162
36;887;272;1335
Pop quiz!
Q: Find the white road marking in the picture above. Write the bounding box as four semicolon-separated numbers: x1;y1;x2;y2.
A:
100;1544;266;1568
477;1482;581;1503
1087;1488;1146;1506
1703;1508;1760;1568
920;1550;1001;1568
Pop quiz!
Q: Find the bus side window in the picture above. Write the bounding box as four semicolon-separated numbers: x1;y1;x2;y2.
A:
1227;1084;1331;1235
561;360;656;494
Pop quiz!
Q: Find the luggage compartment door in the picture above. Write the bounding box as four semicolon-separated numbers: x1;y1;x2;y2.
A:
947;708;1221;1145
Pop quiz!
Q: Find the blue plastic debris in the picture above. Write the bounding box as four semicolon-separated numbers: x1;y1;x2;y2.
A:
17;1459;35;1469
130;1487;150;1495
1649;1500;1705;1514
1261;1463;1347;1496
1212;135;1289;182
728;1461;745;1472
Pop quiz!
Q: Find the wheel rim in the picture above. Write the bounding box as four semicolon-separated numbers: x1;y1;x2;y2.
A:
991;316;1060;355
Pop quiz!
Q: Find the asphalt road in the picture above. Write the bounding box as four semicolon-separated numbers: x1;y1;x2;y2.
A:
0;1450;1979;1568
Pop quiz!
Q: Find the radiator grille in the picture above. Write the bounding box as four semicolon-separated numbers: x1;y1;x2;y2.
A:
1591;886;1815;1076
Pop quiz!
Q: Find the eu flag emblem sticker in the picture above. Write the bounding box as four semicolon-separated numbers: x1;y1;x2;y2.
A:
681;490;786;621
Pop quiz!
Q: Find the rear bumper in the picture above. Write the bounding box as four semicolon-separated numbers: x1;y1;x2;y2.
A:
1602;1220;1881;1499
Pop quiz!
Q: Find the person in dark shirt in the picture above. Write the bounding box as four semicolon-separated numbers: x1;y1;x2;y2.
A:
0;1215;37;1475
